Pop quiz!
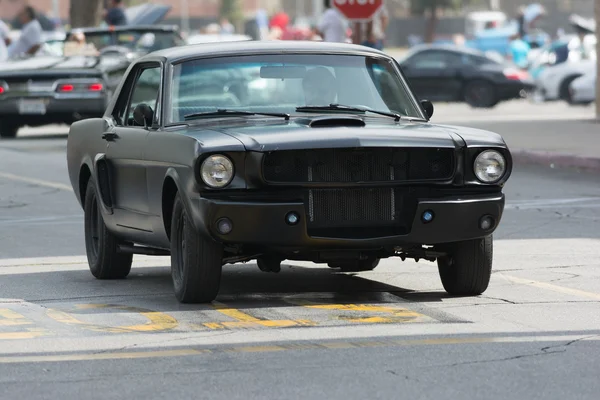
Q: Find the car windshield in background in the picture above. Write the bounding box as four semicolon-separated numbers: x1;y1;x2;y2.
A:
168;54;425;124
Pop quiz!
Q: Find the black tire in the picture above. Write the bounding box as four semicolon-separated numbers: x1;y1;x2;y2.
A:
170;193;223;303
329;258;380;272
437;235;493;296
84;178;132;279
463;80;498;108
559;75;581;102
0;121;19;138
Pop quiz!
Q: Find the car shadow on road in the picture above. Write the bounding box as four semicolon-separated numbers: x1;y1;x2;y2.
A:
1;263;451;313
8;133;69;141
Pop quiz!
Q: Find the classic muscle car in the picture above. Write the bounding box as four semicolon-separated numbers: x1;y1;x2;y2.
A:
66;41;512;303
0;25;184;138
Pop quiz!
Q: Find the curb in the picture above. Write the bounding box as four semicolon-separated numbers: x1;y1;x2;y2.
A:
511;149;600;172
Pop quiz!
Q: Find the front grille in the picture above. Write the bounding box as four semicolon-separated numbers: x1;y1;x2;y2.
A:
306;188;417;238
263;147;455;183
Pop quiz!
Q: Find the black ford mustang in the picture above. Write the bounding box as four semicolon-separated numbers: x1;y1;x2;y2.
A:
66;41;512;303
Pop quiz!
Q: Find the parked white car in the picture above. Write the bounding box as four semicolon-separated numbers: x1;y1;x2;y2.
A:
569;71;596;105
534;58;595;102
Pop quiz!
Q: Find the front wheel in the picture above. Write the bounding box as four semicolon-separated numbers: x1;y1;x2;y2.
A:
0;121;19;138
437;236;493;296
170;193;223;303
84;178;132;279
463;81;498;108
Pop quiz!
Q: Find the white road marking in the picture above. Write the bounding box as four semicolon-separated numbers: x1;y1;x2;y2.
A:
0;172;72;192
505;197;600;210
0;215;82;226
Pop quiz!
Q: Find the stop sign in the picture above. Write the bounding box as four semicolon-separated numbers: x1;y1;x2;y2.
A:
332;0;384;21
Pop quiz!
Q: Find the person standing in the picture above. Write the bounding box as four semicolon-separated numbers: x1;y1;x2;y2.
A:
508;33;531;69
7;6;42;59
104;0;128;26
0;18;11;62
316;0;347;43
362;5;388;50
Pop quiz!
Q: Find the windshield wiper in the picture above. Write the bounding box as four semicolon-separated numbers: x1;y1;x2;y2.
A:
184;109;290;121
296;104;421;122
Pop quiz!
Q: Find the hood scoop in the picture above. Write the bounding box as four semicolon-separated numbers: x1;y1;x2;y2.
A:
299;116;366;128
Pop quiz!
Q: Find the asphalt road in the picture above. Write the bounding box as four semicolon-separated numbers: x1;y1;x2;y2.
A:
1;102;599;400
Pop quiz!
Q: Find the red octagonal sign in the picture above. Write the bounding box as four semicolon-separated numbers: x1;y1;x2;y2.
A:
332;0;384;21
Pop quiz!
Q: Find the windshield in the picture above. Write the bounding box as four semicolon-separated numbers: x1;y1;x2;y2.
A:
168;54;424;124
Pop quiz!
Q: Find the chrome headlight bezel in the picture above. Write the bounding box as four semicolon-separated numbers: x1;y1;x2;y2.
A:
200;154;235;188
473;150;506;184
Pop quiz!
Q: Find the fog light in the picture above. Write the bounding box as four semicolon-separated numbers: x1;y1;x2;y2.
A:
216;218;233;235
480;215;495;231
422;210;434;223
285;212;300;225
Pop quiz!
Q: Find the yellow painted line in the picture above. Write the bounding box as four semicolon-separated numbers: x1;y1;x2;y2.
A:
46;304;178;333
0;329;51;340
0;172;72;191
207;301;316;329
502;274;600;301
0;308;33;326
285;299;426;324
0;334;598;363
0;349;206;364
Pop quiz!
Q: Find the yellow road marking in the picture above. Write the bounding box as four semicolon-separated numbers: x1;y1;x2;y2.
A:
0;172;72;191
46;304;178;333
0;309;33;327
285;299;426;323
205;302;316;329
0;328;51;340
1;334;597;364
502;274;600;301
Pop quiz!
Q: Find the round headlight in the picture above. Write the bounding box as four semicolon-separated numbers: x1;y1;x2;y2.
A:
474;150;506;183
200;155;234;188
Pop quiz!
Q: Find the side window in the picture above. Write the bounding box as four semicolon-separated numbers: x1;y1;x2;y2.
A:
406;51;448;69
126;66;161;127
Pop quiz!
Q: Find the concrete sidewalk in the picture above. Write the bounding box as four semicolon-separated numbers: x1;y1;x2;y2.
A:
446;118;600;172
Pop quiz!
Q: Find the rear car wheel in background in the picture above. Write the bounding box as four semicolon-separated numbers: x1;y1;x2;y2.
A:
84;178;133;279
559;75;581;103
0;120;19;138
437;235;493;296
170;193;223;303
463;80;498;108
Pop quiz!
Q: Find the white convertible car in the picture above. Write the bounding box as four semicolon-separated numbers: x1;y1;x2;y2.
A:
569;71;596;105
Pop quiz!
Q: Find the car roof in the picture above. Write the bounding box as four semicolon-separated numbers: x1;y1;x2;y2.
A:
145;40;388;63
404;43;487;57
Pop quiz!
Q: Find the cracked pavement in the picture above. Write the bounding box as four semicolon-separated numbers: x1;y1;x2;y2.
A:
1;120;600;400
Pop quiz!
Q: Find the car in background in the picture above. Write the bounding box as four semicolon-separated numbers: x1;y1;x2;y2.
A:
568;71;596;105
533;58;595;103
0;25;184;138
398;44;535;108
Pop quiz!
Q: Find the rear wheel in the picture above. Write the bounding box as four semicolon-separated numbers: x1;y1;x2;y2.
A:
559;75;581;102
84;178;132;279
464;80;498;108
170;193;223;303
0;121;19;138
437;236;493;296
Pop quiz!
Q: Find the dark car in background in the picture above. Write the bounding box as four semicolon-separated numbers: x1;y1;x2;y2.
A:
398;44;535;108
0;25;184;138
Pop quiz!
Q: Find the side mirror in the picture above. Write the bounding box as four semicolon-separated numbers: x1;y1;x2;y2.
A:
420;99;434;119
133;103;154;127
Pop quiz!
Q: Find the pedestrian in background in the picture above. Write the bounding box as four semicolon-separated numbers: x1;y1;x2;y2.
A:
7;6;42;59
104;0;128;26
361;5;388;50
316;0;347;43
0;18;11;62
508;33;530;70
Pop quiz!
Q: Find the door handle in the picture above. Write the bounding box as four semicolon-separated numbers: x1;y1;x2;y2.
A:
102;132;118;141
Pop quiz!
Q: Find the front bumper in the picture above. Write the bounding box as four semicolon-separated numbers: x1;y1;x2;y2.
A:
0;95;106;125
192;193;505;249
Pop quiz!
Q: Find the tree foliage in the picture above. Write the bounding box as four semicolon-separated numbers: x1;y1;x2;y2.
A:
70;0;104;28
220;0;244;28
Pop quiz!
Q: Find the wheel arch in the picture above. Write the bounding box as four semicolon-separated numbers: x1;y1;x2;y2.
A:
559;74;583;100
162;168;197;241
78;162;93;207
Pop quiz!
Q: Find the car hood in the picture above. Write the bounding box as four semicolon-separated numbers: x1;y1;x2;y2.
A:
184;117;506;151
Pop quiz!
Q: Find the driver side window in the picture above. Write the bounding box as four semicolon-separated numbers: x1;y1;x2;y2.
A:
126;66;161;127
